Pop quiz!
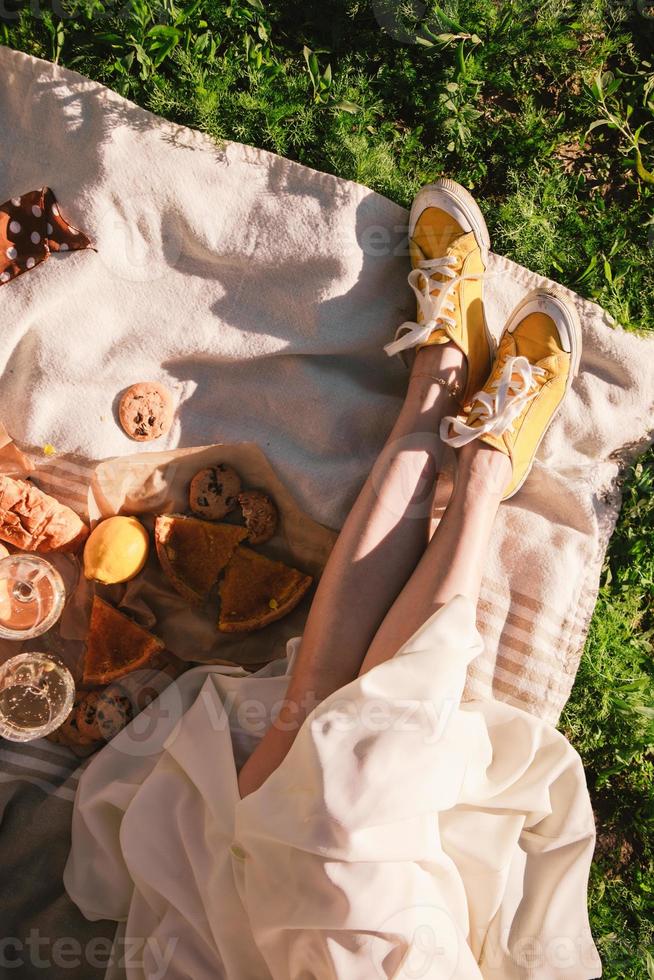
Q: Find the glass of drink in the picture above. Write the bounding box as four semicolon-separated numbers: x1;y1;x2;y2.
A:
0;554;66;640
0;652;75;741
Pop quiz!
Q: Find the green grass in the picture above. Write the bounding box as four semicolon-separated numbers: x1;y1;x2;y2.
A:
561;457;654;977
2;0;654;975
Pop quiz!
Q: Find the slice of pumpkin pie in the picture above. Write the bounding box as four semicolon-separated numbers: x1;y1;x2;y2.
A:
83;596;165;685
218;546;312;632
155;514;248;604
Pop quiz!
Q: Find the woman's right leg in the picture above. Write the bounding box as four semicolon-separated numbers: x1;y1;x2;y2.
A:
279;343;464;704
359;440;509;673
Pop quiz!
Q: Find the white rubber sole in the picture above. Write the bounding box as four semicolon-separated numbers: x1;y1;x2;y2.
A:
501;287;582;500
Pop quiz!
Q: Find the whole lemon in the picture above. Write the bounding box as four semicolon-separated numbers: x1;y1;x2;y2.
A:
83;516;150;584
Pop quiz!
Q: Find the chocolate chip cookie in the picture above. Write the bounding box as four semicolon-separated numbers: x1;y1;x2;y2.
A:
95;686;133;741
76;686;133;741
119;382;174;442
237;489;278;544
75;689;103;740
52;692;96;746
189;464;242;520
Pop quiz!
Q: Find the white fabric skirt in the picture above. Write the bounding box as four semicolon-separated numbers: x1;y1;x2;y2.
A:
64;595;602;979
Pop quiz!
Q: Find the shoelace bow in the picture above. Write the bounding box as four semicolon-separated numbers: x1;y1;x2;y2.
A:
440;354;547;448
384;253;485;358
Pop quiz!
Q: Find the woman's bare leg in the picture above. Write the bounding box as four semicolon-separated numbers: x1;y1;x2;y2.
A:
359;440;510;673
237;342;465;797
238;437;509;797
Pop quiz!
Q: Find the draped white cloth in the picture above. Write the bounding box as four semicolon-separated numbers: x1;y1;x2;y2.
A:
64;595;601;979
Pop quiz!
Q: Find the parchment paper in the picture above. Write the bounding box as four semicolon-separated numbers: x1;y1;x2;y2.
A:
87;441;336;669
0;429;336;679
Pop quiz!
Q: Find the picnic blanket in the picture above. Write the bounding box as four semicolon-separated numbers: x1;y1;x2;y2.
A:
0;43;653;978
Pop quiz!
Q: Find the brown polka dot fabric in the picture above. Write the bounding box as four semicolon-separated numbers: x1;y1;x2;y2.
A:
0;187;93;286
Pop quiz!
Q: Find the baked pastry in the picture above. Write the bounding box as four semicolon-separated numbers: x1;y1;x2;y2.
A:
76;685;133;742
119;382;174;442
49;686;132;754
189;464;242;520
82;596;165;685
155;514;247;604
237;489;278;545
75;689;103;740
94;687;133;740
0;475;88;553
47;692;98;750
218;546;312;632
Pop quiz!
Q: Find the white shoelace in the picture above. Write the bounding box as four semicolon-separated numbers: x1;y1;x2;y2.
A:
384;255;485;358
440;355;547;448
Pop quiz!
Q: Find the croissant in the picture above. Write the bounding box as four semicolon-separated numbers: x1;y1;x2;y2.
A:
0;475;88;553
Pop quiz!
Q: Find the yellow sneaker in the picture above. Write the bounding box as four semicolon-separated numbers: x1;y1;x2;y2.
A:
440;289;582;500
385;178;494;410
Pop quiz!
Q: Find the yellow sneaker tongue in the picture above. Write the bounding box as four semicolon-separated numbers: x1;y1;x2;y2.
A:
446;231;478;264
513;313;564;361
411;229;477;270
411;207;465;260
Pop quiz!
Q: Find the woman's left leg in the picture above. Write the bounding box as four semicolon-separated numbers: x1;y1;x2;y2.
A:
237;342;464;797
359;438;509;674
